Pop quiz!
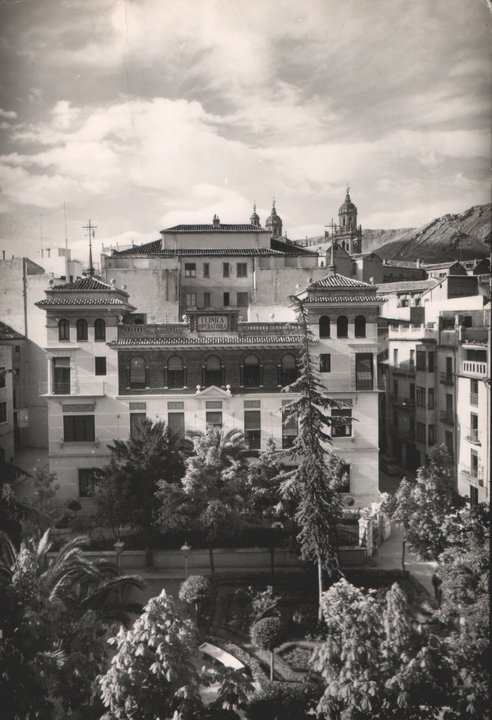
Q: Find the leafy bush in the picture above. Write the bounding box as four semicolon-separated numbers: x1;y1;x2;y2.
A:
246;680;320;720
179;575;212;605
291;604;318;635
251;616;283;652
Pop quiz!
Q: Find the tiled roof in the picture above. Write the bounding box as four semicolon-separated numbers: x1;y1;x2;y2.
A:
270;238;317;256
111;245;306;257
162;224;269;233
376;279;437;294
302;295;386;303
383;260;420;268
307;274;373;289
50;277;117;291
422;261;463;269
0;320;25;340
36;298;129;306
109;335;302;347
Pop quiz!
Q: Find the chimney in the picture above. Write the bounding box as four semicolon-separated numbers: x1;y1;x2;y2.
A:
212;214;220;227
417;258;422;268
1;250;5;260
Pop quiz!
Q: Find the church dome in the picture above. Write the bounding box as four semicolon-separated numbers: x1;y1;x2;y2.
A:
339;187;357;214
250;203;260;226
265;200;282;227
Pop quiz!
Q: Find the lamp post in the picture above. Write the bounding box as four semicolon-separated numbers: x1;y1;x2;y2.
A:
114;539;125;569
180;541;191;578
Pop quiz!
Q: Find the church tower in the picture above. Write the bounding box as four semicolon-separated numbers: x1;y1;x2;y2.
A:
334;186;362;254
338;186;357;232
250;203;261;227
265;199;283;239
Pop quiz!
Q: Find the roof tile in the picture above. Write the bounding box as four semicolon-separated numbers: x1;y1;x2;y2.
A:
307;274;373;289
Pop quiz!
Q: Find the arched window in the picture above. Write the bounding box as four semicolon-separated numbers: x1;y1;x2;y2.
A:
94;318;106;341
355;315;366;338
203;355;223;387
167;356;185;388
76;319;88;341
319;316;330;338
337;315;348;338
280;354;297;386
129;356;146;388
58;319;70;342
243;354;261;387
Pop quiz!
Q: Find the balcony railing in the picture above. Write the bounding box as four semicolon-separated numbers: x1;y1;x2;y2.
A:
51;380;106;396
439;411;454;426
460;467;484;487
439;372;454;386
392;365;416;377
465;428;481;445
53;382;71;395
462;361;487;377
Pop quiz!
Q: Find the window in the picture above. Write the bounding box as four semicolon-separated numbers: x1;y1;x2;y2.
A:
223;292;230;306
282;402;297;448
76;319;88;342
53;357;70;394
470;378;478;406
185;292;197;307
280;354;297;385
416;422;426;443
94;318;106;341
409;349;415;370
416;350;426;371
356;353;373;390
244;410;261;449
0;402;6;424
393;349;399;368
203;356;222;386
428;352;435;372
428;388;435;409
319;316;330;338
470;412;478;443
78;468;96;498
168;412;185;438
203;263;210;278
446;394;453;417
331;408;352;437
129;356;146;388
336;315;348;338
167;356;185;388
393;380;399;398
393;410;399;430
223;263;230;278
184;263;196;277
63;415;95;442
58;319;70;341
338;463;351;493
237;292;249;307
416;387;425;408
237;263;248;277
320;354;331;373
445;431;453;457
470;449;478;478
354;315;366;338
130;412;146;439
242;354;261;387
95;357;106;376
206;411;222;429
470;485;478;507
0;367;5;389
428;425;435;446
203;292;211;307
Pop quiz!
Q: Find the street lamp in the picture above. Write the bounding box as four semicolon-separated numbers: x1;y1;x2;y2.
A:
114;539;125;569
181;541;191;578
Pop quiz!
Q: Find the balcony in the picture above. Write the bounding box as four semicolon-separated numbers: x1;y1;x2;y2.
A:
439;372;454;386
48;380;106;397
392;365;416;377
53;382;71;395
460;467;484;487
461;361;487;377
388;325;437;341
465;428;481;446
439;410;454;426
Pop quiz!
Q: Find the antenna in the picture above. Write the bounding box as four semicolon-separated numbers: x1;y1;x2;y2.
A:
40;215;44;260
83;219;98;277
64;202;69;280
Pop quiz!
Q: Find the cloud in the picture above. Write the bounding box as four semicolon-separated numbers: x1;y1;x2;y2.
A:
0;109;17;120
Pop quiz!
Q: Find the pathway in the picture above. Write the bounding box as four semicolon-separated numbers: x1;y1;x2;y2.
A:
375;522;437;597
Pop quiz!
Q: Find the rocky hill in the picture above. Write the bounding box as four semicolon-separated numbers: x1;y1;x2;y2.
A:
296;204;491;263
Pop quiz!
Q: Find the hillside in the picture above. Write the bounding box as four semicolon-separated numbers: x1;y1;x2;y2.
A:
296;204;490;263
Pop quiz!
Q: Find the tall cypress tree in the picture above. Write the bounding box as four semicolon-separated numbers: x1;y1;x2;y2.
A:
280;295;345;619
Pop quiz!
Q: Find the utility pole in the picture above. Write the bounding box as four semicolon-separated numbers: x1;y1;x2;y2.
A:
83;219;97;277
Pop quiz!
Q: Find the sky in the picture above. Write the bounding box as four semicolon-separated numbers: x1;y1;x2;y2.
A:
0;0;490;266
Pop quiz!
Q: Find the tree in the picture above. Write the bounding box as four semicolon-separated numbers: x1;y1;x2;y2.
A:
279;296;344;619
383;445;464;561
99;590;203;720
179;575;212;626
250;616;283;681
99;418;185;563
244;438;288;526
21;465;61;539
311;578;455;720
157;428;250;574
94;457;133;540
0;530;144;720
